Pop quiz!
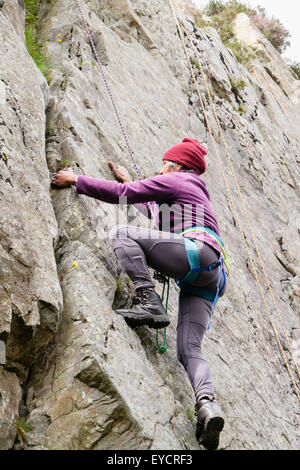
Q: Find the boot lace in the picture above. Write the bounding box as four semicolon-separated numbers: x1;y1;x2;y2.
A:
131;289;151;306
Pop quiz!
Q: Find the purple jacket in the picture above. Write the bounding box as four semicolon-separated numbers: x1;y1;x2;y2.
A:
76;170;222;255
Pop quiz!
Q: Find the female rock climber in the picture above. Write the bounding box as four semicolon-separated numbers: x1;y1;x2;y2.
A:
51;137;228;450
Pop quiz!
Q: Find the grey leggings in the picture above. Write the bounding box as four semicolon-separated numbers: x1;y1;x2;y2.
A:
109;225;227;401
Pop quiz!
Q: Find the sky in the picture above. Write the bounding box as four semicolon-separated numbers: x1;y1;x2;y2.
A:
190;0;300;62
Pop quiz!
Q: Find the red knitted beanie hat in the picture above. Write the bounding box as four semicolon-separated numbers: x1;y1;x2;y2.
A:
163;137;207;175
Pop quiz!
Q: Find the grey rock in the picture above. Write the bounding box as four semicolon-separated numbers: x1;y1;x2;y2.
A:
0;366;22;449
0;0;299;450
1;0;25;41
0;0;63;410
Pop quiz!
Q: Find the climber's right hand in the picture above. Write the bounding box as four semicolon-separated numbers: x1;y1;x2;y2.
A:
108;161;132;183
51;170;77;188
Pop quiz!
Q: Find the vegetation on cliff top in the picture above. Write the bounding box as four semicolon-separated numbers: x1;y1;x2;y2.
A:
195;1;258;65
202;1;291;54
289;61;300;80
195;1;296;75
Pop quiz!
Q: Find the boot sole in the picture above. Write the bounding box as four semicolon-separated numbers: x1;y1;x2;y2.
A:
198;416;225;450
116;311;170;329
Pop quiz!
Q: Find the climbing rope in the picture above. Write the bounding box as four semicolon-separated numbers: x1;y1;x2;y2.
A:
73;0;300;383
154;272;170;353
180;19;300;397
73;0;141;180
73;0;167;352
167;0;300;400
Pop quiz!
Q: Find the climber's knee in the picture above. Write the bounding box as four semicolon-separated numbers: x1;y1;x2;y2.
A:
177;344;203;368
177;346;192;369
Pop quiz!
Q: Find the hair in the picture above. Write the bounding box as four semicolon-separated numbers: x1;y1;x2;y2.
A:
166;160;200;175
166;161;181;171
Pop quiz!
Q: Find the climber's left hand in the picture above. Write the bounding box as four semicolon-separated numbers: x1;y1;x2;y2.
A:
51;170;77;188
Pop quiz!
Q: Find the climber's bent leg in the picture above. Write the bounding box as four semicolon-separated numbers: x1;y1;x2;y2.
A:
177;290;215;400
109;224;227;289
109;225;186;328
109;225;155;290
109;225;191;289
109;225;192;329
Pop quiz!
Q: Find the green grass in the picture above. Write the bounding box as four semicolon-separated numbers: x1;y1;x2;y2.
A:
15;418;33;445
45;121;55;138
285;60;300;80
233;102;246;115
201;1;258;65
226;39;257;65
58;158;73;169
186;408;194;423
24;0;51;82
229;76;246;94
205;0;256;20
229;76;246;113
195;14;210;29
205;87;215;101
192;60;200;70
291;64;300;80
203;0;290;59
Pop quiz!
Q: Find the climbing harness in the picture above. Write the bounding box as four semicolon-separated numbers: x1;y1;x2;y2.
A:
177;227;228;329
167;0;300;400
180;226;230;276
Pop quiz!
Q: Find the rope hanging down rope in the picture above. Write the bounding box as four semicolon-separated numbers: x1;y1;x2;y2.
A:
156;278;169;353
167;0;300;401
74;0;299;389
73;0;141;180
73;0;168;352
180;18;300;382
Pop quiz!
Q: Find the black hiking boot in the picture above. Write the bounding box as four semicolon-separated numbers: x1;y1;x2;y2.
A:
195;396;225;450
115;287;170;329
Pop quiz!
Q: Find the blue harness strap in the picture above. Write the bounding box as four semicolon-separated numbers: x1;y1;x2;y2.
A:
177;229;228;329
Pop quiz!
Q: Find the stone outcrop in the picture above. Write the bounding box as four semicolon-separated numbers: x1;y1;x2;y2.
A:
0;0;63;449
0;0;299;450
233;13;300;107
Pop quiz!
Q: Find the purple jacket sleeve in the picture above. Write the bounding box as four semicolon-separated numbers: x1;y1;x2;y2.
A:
76;173;179;204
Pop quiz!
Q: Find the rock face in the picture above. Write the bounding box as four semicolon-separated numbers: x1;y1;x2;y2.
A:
0;0;63;449
0;0;299;450
233;13;300;107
